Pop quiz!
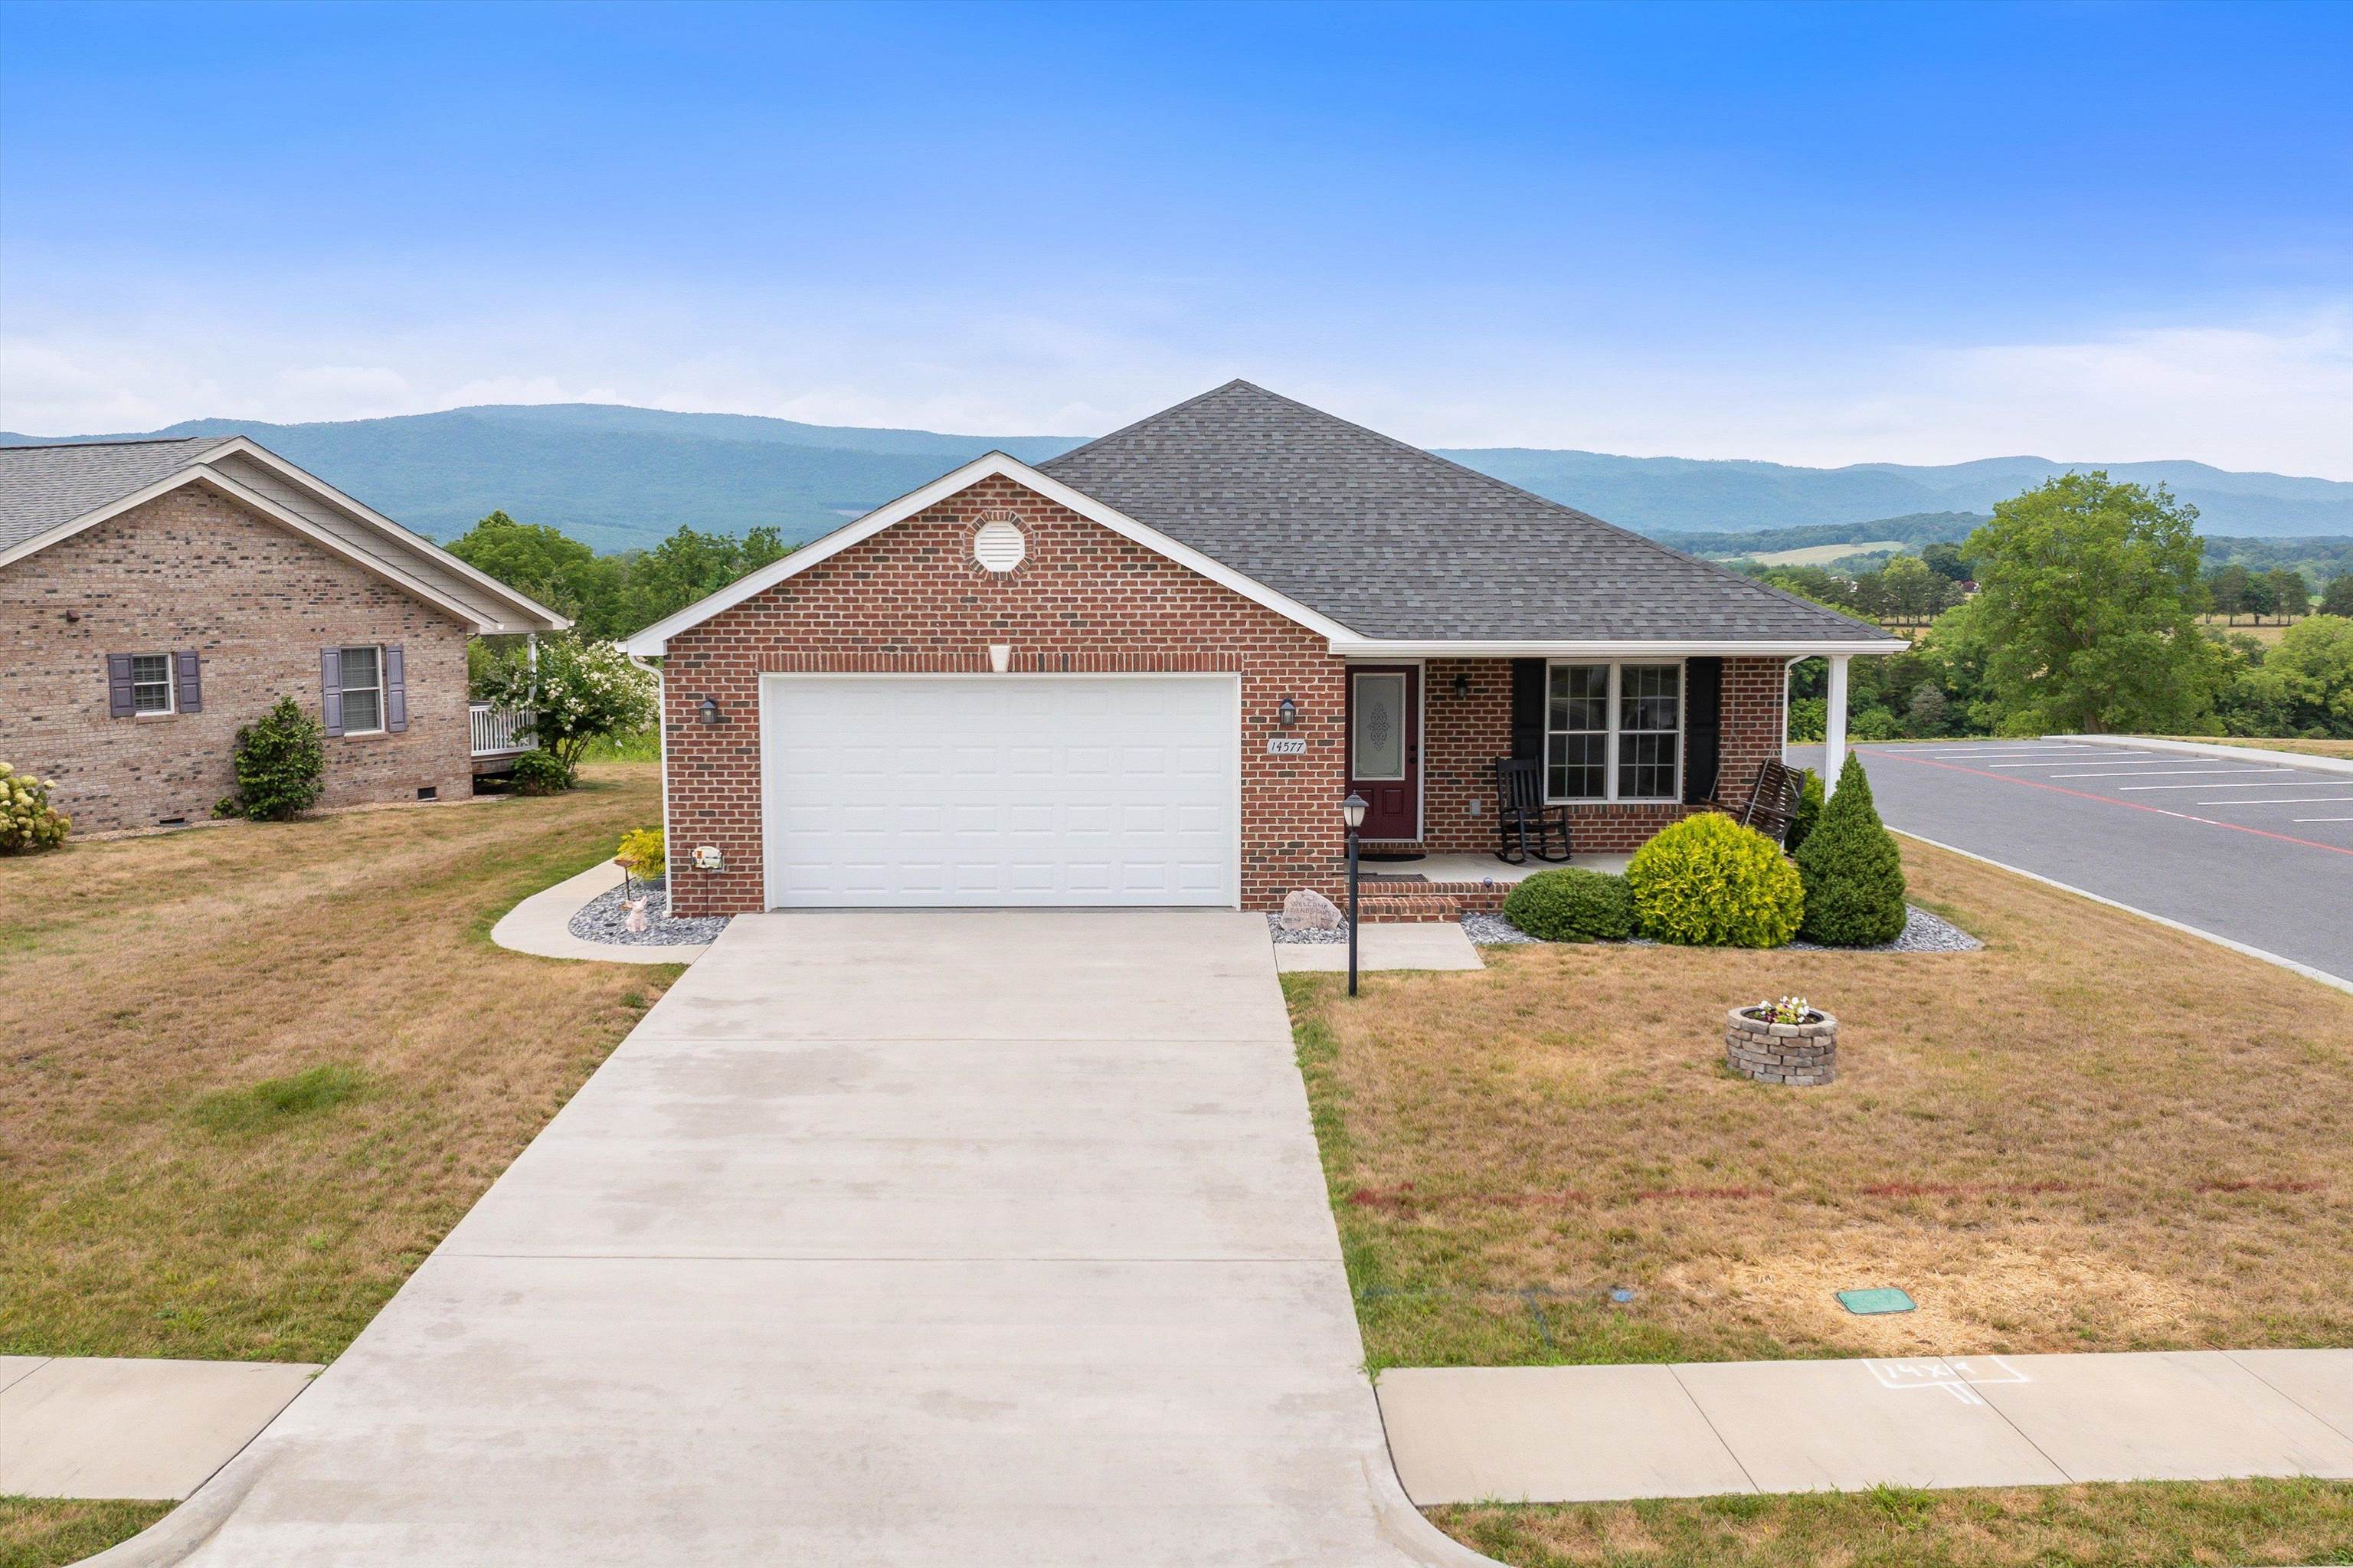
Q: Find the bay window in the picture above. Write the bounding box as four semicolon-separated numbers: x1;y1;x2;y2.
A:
1545;662;1683;802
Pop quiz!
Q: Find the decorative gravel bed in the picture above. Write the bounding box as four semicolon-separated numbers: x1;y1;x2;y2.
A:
566;875;731;947
1464;903;1981;953
1265;914;1351;945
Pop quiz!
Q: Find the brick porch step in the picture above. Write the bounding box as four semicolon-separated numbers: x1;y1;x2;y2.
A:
1315;879;1517;921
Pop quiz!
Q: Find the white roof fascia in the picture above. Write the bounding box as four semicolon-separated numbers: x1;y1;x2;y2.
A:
623;450;1362;655
198;437;570;631
1330;637;1910;658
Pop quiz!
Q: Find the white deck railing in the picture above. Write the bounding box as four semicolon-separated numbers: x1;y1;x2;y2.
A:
470;703;533;758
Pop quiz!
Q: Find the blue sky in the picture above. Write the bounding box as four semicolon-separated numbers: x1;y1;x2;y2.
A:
5;0;2351;473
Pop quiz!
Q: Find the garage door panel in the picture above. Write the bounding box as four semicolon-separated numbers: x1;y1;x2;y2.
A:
763;676;1236;908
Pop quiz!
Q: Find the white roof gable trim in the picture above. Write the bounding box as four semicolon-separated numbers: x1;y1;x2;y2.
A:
0;438;568;634
622;450;1362;655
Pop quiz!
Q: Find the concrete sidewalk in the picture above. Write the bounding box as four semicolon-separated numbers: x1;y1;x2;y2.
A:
0;1357;317;1500
1379;1349;2353;1504
1274;921;1485;972
97;910;1492;1566
489;860;711;964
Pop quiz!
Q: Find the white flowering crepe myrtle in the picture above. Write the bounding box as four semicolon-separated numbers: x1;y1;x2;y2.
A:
476;633;657;780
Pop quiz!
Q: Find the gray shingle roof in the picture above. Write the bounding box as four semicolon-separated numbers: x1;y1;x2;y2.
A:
0;437;233;555
1039;381;1894;645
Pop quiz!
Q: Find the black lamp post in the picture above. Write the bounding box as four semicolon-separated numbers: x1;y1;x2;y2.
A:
1340;791;1367;996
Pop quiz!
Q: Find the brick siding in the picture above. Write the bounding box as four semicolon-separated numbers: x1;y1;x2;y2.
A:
658;473;1791;915
0;486;473;833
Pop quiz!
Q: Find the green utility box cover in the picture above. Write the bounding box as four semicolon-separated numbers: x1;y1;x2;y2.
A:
1836;1287;1916;1315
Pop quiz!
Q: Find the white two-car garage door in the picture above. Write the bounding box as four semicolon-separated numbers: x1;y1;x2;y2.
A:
761;675;1239;908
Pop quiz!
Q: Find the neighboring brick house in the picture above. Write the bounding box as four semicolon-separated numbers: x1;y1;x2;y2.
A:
0;436;565;834
627;381;1904;917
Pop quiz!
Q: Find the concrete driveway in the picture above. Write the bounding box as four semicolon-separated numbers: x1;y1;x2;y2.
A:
103;911;1487;1566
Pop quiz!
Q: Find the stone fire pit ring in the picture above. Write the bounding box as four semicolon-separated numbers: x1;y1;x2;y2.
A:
1725;1006;1838;1086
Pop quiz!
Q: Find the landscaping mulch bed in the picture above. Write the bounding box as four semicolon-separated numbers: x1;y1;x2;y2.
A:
1464;903;1980;953
1265;914;1351;945
566;875;731;947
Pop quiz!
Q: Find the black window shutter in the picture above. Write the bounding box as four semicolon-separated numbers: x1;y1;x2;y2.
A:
1684;656;1723;804
175;650;202;714
106;653;135;718
1510;659;1546;763
383;643;407;732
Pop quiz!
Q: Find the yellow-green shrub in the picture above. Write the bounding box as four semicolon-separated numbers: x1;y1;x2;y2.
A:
1625;811;1803;948
0;761;70;853
614;826;666;881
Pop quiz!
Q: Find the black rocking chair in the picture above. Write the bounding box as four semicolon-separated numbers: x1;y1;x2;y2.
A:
1494;758;1572;865
1734;758;1804;848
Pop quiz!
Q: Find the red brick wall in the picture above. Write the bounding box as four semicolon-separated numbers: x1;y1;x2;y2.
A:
659;473;1350;915
1415;654;1787;854
0;487;474;833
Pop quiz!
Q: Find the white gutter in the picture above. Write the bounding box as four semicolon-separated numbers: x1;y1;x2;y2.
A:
1327;638;1907;658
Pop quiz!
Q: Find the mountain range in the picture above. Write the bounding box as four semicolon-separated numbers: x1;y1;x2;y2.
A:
8;401;2351;551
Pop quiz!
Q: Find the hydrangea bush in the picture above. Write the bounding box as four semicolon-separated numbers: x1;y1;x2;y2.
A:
475;634;658;785
0;761;70;853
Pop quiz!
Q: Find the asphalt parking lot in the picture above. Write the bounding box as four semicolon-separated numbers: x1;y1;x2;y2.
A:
1787;738;2353;990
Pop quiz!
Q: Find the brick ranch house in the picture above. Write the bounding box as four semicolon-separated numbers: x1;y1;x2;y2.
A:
626;381;1905;918
0;436;566;834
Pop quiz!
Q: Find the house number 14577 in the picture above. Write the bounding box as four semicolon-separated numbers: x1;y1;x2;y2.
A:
1266;737;1307;755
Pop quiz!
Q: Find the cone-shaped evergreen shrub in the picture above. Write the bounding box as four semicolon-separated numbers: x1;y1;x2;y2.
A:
1500;866;1635;941
1625;812;1804;948
1795;755;1908;946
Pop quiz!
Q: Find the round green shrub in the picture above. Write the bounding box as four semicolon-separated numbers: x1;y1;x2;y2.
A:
511;749;571;796
0;761;71;853
232;697;326;821
1796;755;1909;946
1499;867;1635;942
1625;812;1804;948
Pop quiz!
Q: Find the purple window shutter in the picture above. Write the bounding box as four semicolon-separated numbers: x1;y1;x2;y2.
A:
320;647;345;737
175;650;203;714
383;643;407;732
106;653;135;718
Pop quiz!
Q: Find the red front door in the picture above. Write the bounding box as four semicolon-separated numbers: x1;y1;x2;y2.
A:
1346;665;1421;841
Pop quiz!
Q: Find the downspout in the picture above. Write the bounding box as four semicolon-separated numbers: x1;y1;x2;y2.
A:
630;652;672;889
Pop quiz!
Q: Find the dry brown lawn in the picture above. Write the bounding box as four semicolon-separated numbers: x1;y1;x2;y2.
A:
1289;840;2353;1369
1432;1479;2353;1568
2167;735;2353;761
0;764;674;1363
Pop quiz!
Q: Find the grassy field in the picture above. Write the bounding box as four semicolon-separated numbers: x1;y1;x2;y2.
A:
1432;1478;2353;1568
0;763;674;1363
2165;735;2353;761
1288;839;2353;1371
1725;540;1903;568
0;1499;172;1568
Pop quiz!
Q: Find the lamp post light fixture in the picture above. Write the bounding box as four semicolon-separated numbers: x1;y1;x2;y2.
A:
699;695;722;725
1340;791;1368;997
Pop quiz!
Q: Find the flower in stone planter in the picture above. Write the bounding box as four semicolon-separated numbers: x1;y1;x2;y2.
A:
1752;995;1815;1025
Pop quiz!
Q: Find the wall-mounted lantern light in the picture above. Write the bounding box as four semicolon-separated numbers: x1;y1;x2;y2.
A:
1277;696;1298;728
699;695;722;725
1452;671;1470;699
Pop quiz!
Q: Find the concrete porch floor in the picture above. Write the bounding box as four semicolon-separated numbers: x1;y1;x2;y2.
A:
1382;852;1633;884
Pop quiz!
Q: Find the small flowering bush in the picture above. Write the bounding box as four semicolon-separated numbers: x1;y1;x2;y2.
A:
1746;994;1820;1026
0;761;70;853
475;633;657;778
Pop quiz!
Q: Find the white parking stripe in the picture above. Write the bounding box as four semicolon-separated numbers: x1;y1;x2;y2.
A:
1989;758;2162;768
2119;779;2319;791
2047;768;2295;778
2196;797;2353;807
2296;817;2353;823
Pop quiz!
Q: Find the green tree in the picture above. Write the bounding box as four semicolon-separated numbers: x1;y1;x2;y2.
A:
620;525;792;633
446;510;626;633
2322;574;2353;618
1964;473;2216;735
1920;541;1972;582
2240;570;2279;624
2265;567;2312;624
2207;563;2252;626
2267;616;2353;735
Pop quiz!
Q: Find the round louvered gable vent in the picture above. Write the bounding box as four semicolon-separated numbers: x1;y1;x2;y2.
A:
973;519;1027;572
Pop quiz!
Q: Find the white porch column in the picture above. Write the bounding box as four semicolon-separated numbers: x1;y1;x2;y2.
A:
1823;653;1851;797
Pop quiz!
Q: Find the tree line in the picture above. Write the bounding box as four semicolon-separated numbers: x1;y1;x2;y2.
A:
445;510;794;642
